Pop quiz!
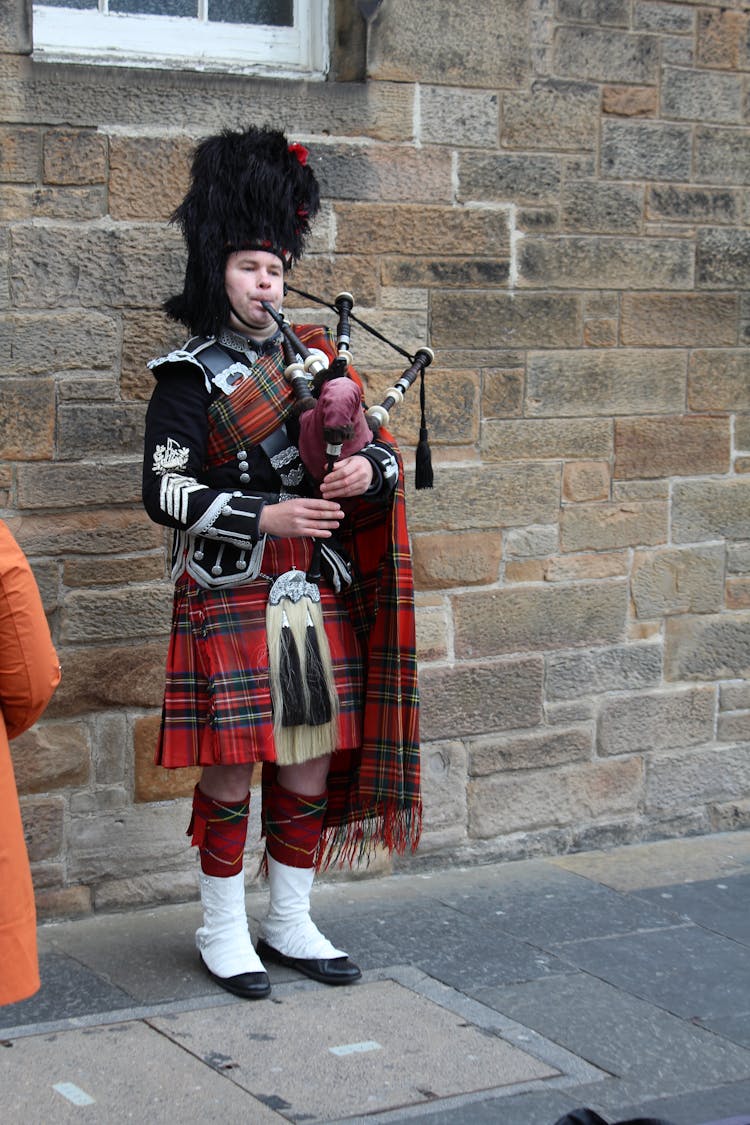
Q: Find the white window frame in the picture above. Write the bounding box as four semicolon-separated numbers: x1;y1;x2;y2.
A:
32;0;329;77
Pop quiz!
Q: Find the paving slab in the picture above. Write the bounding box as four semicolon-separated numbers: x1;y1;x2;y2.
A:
609;1080;750;1125
633;875;750;946
554;924;750;1024
0;952;134;1030
551;832;750;892
438;866;680;945
334;1087;581;1125
474;971;750;1099
338;899;569;989
0;1019;283;1124
150;978;558;1122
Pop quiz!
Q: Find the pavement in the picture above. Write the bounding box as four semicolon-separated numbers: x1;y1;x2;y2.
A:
1;831;750;1125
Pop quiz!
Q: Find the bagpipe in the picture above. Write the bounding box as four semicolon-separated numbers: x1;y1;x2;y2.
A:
260;285;434;766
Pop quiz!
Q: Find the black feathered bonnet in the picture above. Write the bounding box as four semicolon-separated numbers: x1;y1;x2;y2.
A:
165;125;320;338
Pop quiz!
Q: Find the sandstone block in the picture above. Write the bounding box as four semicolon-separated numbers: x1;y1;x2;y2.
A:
632;545;725;618
469;724;593;775
109;134;191;220
563;461;610;502
647;185;739;225
695;129;750;187
598;686;716;756
10;224;184;309
47;642;167;717
0;184;107;222
122;308;188;400
554;27;659;84
382;256;510;289
537;551;629;583
697;228;750;287
316;143;453;204
634;2;694;34
367;0;529;87
720;681;750;711
412;529;502;589
44;128;108;185
614;415;731;478
505;560;545;583
90;713;128;785
135;713;200;802
501;79;600;151
483;369;524;418
602;84;658;116
526;350;685;416
0;0;31;52
672;478;750;543
697;8;749;70
620;294;737;347
0;310;118;374
665;612;750;681
453;581;628;657
64;554;166;588
17;460;141;510
468;757;643;836
458;151;561;205
419;742;468;849
7;510;163;558
688;350;750;411
561;501;668;551
432;291;581;350
66;801;193;881
718;712;750;743
519;236;693;289
728;542;750;575
726;578;750;611
601;120;692;181
505;525;559;558
58;404;147;458
334;202;511;257
415;602;449;662
0;126;40;183
35;886;92;921
482;418;612;462
369;368;480;448
545;641;663;701
61;585;173;643
419;86;499;147
0;378;54;460
407;462;559;532
661;67;742;125
585;319;618;347
561;180;644;233
418;658;544;740
646;745;750;813
21;797;64;862
11;722;90;794
557;0;629;26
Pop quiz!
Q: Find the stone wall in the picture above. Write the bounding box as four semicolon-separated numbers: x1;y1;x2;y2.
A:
2;0;749;918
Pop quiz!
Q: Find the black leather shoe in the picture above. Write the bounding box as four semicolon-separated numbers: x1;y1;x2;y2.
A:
256;939;362;985
199;955;271;999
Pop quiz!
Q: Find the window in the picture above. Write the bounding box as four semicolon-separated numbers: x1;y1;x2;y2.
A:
33;0;329;76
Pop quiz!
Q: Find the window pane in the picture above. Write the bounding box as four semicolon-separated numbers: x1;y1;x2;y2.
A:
41;0;97;8
208;0;293;26
109;0;198;13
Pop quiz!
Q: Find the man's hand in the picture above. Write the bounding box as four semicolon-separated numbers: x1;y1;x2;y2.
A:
319;455;374;499
259;497;344;538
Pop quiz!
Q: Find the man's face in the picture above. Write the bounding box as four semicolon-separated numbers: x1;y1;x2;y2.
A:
224;249;285;340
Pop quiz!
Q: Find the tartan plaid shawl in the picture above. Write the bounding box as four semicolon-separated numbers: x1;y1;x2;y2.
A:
204;325;422;867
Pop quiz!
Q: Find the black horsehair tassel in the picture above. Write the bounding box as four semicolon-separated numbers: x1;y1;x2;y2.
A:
414;366;433;490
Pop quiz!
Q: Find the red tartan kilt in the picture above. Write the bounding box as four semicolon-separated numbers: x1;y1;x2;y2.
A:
156;537;364;768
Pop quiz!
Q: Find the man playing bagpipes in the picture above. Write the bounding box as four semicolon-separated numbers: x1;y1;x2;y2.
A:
142;126;422;999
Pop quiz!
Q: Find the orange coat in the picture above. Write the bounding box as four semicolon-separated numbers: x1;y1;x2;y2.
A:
0;521;60;1006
